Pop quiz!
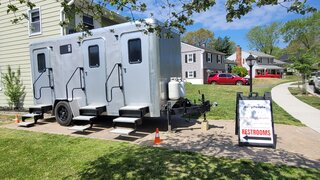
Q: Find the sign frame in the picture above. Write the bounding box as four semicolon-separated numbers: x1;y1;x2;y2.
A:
235;92;276;148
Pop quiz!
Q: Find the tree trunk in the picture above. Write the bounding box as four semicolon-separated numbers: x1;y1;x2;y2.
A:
302;73;307;94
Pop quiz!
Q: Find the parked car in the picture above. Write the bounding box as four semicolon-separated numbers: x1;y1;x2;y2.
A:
313;71;320;93
308;72;316;85
208;73;248;85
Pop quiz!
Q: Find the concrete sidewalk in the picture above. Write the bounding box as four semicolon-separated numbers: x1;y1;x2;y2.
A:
271;82;320;133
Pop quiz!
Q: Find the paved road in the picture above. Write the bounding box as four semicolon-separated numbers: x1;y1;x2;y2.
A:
272;82;320;133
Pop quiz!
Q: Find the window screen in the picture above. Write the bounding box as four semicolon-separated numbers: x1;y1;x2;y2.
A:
37;53;46;73
83;15;94;30
29;8;41;35
128;39;142;64
88;45;100;68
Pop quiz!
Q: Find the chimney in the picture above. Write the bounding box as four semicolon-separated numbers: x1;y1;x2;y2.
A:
235;45;242;67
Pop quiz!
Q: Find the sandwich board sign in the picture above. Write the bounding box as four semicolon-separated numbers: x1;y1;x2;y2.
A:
235;92;276;148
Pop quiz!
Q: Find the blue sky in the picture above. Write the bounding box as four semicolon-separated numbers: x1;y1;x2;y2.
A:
114;0;319;51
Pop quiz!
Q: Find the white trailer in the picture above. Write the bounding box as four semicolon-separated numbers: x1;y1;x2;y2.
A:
22;19;183;134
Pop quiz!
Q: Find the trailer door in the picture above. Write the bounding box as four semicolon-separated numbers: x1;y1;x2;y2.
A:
32;48;54;105
121;33;150;106
82;38;107;105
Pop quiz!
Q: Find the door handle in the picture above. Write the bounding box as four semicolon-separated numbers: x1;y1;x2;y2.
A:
85;71;88;76
123;68;127;73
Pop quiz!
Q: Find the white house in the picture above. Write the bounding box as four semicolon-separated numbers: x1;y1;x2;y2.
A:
227;46;284;78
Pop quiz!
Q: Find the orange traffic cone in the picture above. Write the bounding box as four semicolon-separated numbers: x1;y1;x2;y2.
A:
154;128;161;144
14;114;20;123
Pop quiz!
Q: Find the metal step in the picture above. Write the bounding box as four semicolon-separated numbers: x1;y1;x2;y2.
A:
119;105;149;117
110;128;135;135
29;104;52;113
119;105;148;111
73;115;96;121
113;117;140;123
18;121;34;127
29;104;52;109
68;125;91;132
80;105;106;116
22;113;42;118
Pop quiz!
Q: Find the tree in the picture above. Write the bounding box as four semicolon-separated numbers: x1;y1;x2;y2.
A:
4;0;317;35
213;36;236;56
282;12;320;72
246;22;281;54
290;50;316;94
1;66;26;109
232;66;248;77
182;28;214;47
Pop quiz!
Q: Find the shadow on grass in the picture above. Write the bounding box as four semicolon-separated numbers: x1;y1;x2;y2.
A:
74;145;320;179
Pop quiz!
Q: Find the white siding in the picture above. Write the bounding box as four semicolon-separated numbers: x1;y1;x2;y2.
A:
0;0;61;108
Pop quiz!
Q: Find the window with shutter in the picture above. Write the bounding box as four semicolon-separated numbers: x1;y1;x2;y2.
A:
207;53;212;63
193;53;196;62
194;71;196;77
185;54;187;63
185;71;188;78
187;54;193;63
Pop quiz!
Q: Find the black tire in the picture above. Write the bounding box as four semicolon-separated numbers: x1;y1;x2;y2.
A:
314;85;319;94
211;81;217;85
236;81;243;86
54;101;73;126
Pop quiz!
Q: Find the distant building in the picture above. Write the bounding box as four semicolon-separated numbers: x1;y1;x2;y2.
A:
227;46;284;78
0;0;126;107
181;42;226;84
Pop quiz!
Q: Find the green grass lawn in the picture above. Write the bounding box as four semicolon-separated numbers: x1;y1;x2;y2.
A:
185;76;303;126
289;87;320;110
0;128;319;179
0;114;15;126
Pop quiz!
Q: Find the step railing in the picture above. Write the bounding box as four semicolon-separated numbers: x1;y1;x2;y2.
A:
105;63;123;102
65;67;85;102
33;68;54;100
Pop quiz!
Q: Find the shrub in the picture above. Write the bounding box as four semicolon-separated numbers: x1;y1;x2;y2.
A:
232;66;248;77
1;66;26;110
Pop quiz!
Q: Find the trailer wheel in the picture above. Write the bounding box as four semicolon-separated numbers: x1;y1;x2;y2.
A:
55;101;73;126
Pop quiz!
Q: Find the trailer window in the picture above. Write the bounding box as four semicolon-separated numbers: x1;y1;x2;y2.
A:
128;39;142;64
88;45;100;68
37;53;46;73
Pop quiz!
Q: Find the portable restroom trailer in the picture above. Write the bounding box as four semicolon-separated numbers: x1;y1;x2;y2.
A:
25;19;182;133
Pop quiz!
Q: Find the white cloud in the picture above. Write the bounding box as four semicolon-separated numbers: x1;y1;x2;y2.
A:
192;0;290;30
118;0;295;31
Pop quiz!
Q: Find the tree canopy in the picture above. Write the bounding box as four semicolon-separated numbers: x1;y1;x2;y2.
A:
182;28;215;47
4;0;317;35
282;12;320;68
213;36;236;56
246;22;281;55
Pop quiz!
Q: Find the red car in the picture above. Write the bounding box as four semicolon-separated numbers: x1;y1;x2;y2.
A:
208;73;248;85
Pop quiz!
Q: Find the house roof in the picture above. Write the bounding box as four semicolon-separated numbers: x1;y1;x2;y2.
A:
225;59;237;64
227;50;274;61
250;51;274;58
181;42;225;55
255;65;284;70
273;59;287;65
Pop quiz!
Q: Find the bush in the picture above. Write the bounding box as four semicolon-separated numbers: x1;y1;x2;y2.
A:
232;66;248;77
1;66;26;110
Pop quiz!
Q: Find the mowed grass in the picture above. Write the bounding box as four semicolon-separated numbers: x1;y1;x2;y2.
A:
185;76;303;126
0;128;319;179
289;87;320;110
0;114;15;125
